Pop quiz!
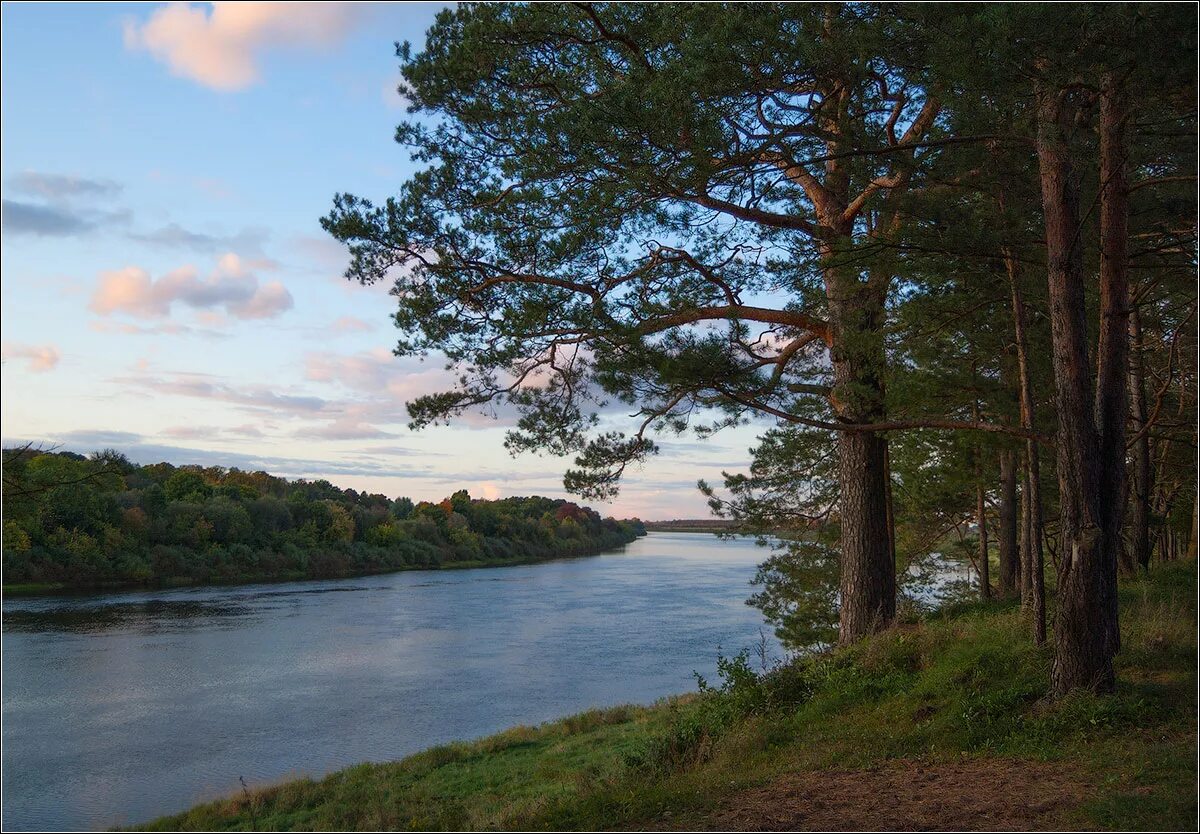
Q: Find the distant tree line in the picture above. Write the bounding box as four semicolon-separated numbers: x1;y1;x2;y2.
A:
1;447;645;589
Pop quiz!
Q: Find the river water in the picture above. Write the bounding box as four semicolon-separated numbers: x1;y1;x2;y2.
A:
2;532;789;831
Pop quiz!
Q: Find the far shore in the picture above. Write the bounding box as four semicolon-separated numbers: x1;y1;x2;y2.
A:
0;537;644;600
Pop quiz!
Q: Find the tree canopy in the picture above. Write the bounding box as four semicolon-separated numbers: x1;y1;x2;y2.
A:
325;2;1196;688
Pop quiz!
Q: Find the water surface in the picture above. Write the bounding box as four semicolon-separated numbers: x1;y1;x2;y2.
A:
2;532;780;831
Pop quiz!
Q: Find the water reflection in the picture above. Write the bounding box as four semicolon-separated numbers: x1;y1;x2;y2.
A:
2;600;255;634
903;552;976;607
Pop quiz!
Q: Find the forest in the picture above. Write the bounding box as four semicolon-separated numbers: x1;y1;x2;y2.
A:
0;446;645;589
322;2;1197;697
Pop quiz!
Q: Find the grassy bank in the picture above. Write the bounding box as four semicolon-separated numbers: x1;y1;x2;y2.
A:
142;560;1197;831
1;537;640;599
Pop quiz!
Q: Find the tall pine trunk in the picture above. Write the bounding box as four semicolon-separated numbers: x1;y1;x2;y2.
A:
1035;77;1119;693
999;183;1046;641
998;450;1019;595
826;263;894;645
1096;72;1133;583
976;460;991;600
1128;307;1153;571
1023;446;1047;646
1189;495;1199;561
836;429;893;641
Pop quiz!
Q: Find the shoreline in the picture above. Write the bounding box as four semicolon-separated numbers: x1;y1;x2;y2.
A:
133;559;1197;832
1;534;645;600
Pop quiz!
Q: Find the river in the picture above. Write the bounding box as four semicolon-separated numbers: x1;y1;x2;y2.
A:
1;532;789;831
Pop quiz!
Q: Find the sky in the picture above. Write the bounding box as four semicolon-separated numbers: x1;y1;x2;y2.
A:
1;1;766;520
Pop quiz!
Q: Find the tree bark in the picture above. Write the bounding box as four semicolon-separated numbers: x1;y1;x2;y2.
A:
998;450;1019;595
1188;497;1198;561
1096;71;1133;582
1128;307;1153;572
827;264;894;645
884;443;897;567
1035;76;1117;694
976;459;991;601
1024;447;1047;645
996;164;1048;637
836;428;894;641
1019;463;1032;598
1007;253;1046;644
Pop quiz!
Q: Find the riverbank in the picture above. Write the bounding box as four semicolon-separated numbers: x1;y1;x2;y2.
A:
643;520;738;534
140;560;1197;831
0;534;643;599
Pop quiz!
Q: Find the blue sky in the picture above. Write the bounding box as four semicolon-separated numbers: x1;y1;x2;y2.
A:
1;1;762;519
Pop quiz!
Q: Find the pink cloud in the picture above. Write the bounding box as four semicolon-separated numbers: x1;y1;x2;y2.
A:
124;2;373;91
89;254;293;321
228;280;292;319
2;342;61;372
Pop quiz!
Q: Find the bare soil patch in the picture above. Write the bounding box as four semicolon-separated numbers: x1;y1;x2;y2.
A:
700;758;1090;831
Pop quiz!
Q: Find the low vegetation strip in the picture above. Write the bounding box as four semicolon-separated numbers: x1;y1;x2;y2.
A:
642;520;739;534
139;560;1197;832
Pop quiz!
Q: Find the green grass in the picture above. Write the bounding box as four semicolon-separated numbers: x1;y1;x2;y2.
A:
140;560;1197;832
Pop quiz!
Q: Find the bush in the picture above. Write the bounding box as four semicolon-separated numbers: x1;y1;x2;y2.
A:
628;649;813;775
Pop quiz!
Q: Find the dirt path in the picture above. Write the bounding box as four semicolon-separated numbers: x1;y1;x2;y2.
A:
698;758;1089;831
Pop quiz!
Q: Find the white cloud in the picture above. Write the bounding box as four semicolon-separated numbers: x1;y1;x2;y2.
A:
89;253;293;321
124;2;373;91
2;342;61;372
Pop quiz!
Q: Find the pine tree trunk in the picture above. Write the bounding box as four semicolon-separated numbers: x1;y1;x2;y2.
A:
1096;73;1132;583
836;429;894;642
1188;497;1198;560
1019;463;1032;599
974;465;993;602
998;450;1019;595
885;444;897;566
1005;246;1046;643
1036;77;1117;694
979;480;988;602
826;263;894;645
1128;307;1153;571
1025;446;1047;646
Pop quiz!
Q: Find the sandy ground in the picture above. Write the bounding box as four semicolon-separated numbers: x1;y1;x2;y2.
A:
697;758;1089;831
